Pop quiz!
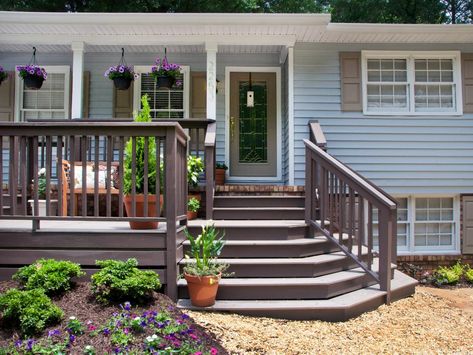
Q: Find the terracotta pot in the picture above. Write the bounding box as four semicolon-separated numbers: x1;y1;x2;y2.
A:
24;74;44;90
215;169;226;185
113;77;132;90
123;194;163;230
156;76;174;89
184;273;221;307
187;210;198;220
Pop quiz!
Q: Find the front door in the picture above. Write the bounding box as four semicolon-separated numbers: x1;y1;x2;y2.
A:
229;72;277;177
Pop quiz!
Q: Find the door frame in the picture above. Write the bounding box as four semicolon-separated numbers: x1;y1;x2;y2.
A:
224;66;282;182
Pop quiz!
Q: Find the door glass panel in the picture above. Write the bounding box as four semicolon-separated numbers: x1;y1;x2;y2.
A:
238;80;268;163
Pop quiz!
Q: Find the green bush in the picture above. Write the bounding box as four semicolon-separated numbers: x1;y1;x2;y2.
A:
91;258;161;304
464;267;473;284
0;288;63;335
432;262;464;286
13;258;85;295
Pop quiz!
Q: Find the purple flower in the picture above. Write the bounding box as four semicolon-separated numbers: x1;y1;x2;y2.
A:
48;329;61;337
28;69;35;74
14;340;22;348
26;339;35;351
181;314;190;320
69;334;76;343
103;328;110;335
123;302;131;311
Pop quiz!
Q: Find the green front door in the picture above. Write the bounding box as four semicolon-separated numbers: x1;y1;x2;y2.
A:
229;72;277;177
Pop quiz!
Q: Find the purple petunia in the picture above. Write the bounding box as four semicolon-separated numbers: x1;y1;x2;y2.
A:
16;65;47;80
104;64;136;81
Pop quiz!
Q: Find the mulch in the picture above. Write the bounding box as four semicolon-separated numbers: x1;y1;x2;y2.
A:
0;281;228;354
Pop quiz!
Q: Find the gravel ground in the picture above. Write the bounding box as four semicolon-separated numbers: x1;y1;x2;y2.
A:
186;287;473;354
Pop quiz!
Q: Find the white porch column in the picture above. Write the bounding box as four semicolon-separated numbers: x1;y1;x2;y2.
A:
71;41;84;119
205;42;218;120
287;46;295;185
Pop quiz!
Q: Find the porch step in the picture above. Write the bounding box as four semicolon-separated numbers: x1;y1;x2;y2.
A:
178;267;378;300
179;249;368;278
213;196;305;208
186;220;308;240
177;270;417;321
183;236;341;258
212;207;305;220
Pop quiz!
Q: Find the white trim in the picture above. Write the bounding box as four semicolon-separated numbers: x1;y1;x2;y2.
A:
205;43;217;121
71;41;84;119
14;65;71;122
133;65;190;118
224;66;282;182
287;47;295;185
361;51;463;116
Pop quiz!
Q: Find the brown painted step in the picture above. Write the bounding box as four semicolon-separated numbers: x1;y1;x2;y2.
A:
178;268;378;300
213;196;305;208
213;207;305;220
182;236;342;258
177;271;417;321
179;249;369;278
186;220;308;240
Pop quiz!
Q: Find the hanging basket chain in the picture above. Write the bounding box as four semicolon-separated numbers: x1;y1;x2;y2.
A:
28;47;37;67
118;47;128;67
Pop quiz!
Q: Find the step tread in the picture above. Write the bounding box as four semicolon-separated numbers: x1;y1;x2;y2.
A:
187;220;307;228
214;196;304;200
177;271;416;311
182;236;329;246
214;207;305;211
179;248;368;266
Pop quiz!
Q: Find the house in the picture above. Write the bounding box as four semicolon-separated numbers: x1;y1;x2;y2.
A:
0;11;472;320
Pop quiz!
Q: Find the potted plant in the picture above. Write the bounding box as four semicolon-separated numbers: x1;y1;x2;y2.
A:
123;95;162;229
28;168;57;216
17;64;47;90
215;162;228;185
150;53;181;89
187;197;200;220
187;155;204;202
0;66;8;86
104;48;137;91
183;223;228;307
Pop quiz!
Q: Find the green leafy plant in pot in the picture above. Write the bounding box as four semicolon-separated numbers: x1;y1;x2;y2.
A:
183;223;228;307
187;155;204;202
187;197;200;220
215;162;228;185
123;94;163;229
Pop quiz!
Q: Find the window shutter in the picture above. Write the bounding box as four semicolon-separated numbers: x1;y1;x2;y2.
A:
340;52;362;112
0;72;15;122
82;71;90;118
191;72;206;118
463;196;473;254
113;81;134;118
462;53;473;113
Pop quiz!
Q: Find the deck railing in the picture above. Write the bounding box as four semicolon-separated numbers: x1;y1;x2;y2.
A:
305;122;398;303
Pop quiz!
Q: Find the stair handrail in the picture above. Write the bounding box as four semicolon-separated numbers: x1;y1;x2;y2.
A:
304;136;397;304
204;121;216;219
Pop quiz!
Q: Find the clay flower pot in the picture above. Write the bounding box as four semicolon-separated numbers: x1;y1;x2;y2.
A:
187;210;198;220
215;168;226;185
123;194;163;230
113;77;132;90
184;273;221;307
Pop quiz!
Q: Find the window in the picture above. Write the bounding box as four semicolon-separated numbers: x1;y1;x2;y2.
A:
15;66;70;121
362;51;462;115
371;196;459;254
133;66;189;119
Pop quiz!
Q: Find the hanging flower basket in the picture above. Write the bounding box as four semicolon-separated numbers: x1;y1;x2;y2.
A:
17;48;48;90
104;48;137;91
0;66;7;86
151;52;181;90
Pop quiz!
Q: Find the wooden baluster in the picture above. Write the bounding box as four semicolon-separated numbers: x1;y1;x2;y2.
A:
46;136;52;217
81;136;87;217
357;195;364;259
32;137;39;227
118;136;124;218
304;148;313;227
69;136;76;217
320;166;327;229
367;202;373;271
57;136;63;217
94;136;99;217
131;137;136;218
0;135;3;216
106;136;112;217
329;172;335;236
9;136;18;216
20;136;27;215
143;137;149;219
348;187;355;253
338;180;344;244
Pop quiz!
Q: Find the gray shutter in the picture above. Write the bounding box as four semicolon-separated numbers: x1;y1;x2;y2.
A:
113;81;134;118
82;71;90;118
191;72;206;118
462;53;473;113
463;196;473;254
340;52;362;112
0;72;15;122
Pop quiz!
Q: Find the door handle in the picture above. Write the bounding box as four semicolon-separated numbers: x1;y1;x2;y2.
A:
230;116;235;141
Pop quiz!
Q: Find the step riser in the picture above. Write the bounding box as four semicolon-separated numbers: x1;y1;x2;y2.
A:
178;275;376;300
183;242;340;258
186;226;308;240
213;209;305;220
214;197;305;208
179;257;362;278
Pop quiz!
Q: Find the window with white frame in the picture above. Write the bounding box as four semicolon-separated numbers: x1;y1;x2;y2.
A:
362;51;462;115
15;66;70;121
133;66;189;119
372;196;459;254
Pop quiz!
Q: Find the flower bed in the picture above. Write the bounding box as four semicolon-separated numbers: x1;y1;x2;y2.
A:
0;281;226;354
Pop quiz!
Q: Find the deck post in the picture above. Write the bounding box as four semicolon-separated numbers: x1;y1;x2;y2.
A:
71;42;84;119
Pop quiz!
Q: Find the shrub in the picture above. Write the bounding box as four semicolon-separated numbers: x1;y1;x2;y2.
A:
188;197;200;213
13;258;85;296
187;155;204;189
432;263;463;286
91;258;161;303
0;288;63;335
464;267;473;284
